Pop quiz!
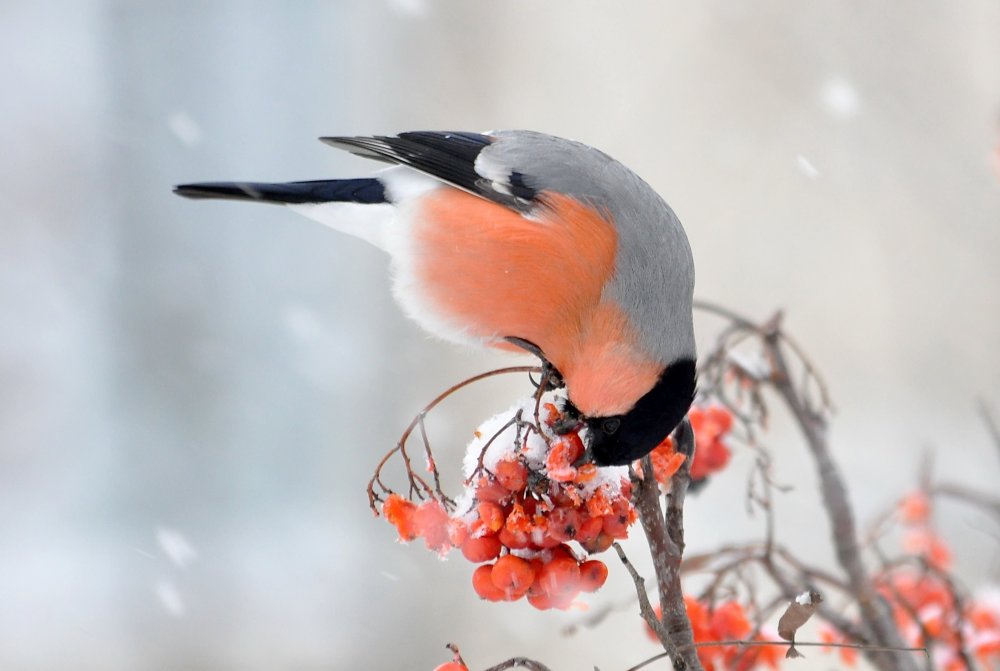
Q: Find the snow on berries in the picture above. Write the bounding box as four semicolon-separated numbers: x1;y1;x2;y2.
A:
381;395;640;610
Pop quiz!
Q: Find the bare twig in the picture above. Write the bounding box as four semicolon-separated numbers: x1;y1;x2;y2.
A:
613;543;672;650
624;639;927;671
762;315;920;671
932;483;1000;519
367;365;540;512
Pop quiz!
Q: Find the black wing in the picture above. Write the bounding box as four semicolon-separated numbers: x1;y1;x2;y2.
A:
319;131;537;211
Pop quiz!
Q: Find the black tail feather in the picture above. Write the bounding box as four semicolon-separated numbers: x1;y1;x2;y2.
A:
173;178;386;205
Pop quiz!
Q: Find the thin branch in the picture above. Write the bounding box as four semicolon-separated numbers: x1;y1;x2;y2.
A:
624;639;927;671
367;365;540;512
933;483;1000;519
614;542;672;647
762;317;920;671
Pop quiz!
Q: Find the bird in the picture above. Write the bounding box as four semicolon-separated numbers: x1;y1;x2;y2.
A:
174;130;696;466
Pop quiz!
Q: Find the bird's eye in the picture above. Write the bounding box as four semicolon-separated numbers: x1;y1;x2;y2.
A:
602;417;621;435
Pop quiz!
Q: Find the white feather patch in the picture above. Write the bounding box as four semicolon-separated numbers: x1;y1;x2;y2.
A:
288;202;395;251
379;166;442;202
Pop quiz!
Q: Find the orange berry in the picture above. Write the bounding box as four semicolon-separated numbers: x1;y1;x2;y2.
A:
447;519;470;547
579;560;608;592
579;531;614;554
602;513;630;539
899;491;931;524
710;601;751;640
549;483;579;508
433;664;467;671
475;476;511;504
382;494;418;541
473;501;505;536
414;501;450;552
546;435;583;482
575;514;603;545
527;591;553;610
574;463;598;484
472;564;505;601
648;437;686;484
491;554;536;599
546;543;577;563
706;404;734;432
538;557;581;599
498;526;531;550
495;459;529;492
547;507;580;542
586;487;614;517
505;503;531;533
541;403;562;427
532;531;562;550
461;535;502;563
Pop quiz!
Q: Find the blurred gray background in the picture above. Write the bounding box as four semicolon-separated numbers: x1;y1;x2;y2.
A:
2;2;999;669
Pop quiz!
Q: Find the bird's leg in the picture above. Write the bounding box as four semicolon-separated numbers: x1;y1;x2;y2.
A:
504;336;565;391
538;358;565;391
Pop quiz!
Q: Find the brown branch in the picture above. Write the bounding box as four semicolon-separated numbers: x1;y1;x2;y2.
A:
762;317;920;671
367;365;540;512
625;639;927;671
613;542;672;649
932;483;1000;519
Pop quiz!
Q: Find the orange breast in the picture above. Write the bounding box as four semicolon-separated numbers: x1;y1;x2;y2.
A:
411;188;660;415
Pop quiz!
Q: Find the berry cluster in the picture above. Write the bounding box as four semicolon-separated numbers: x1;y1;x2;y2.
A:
873;491;998;669
382;397;640;610
646;598;781;671
819;491;1000;669
897;490;951;571
688;404;734;482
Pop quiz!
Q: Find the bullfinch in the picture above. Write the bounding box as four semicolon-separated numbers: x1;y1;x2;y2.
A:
174;131;696;466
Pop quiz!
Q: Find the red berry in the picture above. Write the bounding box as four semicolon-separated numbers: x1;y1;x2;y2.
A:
491;554;536;600
461;535;502;563
538;557;581;600
575;514;603;545
580;531;614;554
414;501;450;552
473;501;505;536
495;459;529;492
383;494;418;541
472;564;505;601
579;560;609;592
547;507;580;542
475;476;511;504
498;526;531;550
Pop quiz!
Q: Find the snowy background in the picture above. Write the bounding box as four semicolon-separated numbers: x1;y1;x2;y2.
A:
2;2;999;669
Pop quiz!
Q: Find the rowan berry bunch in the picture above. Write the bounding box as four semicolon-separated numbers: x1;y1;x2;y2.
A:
646;598;782;671
687;404;734;483
813;489;1000;669
381;395;647;610
868;491;999;669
